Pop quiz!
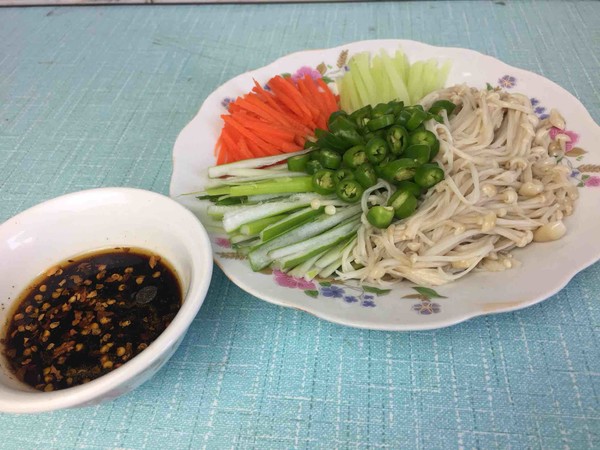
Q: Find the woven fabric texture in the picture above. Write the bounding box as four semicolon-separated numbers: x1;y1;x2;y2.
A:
0;1;598;448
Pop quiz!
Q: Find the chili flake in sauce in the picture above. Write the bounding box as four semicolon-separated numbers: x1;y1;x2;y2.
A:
1;248;181;391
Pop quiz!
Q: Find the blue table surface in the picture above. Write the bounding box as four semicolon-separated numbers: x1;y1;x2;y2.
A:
0;1;599;448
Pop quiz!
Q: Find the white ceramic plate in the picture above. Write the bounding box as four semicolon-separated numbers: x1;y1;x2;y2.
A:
170;39;600;330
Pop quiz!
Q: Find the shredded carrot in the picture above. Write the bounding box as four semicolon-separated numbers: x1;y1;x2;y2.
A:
215;74;340;164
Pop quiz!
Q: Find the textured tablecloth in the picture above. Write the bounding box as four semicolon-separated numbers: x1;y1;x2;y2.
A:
0;1;599;448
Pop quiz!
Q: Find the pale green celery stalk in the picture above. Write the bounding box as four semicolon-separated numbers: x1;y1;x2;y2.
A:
287;250;329;279
260;206;324;242
371;54;390;105
240;214;287;236
248;205;361;271
314;236;356;269
337;76;350;112
437;60;452;89
408;61;425;105
222;193;319;233
422;59;439;95
343;72;361;113
275;219;360;270
348;58;370;108
393;50;410;85
380;51;410;105
353;52;377;106
207;148;310;178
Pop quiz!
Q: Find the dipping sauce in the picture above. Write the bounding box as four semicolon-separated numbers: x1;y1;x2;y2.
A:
1;248;182;391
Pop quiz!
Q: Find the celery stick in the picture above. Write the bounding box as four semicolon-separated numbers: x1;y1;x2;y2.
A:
407;61;425;104
353;52;377;105
337;77;350;112
248;205;361;271
276;220;360;270
223;193;319;233
393;50;410;85
260;206;324;242
380;51;410;105
345;72;362;112
421;59;438;97
437;60;452;89
370;54;387;104
348;59;371;108
240;213;287;236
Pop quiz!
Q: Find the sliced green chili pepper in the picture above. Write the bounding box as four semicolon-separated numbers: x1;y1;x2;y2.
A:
406;109;429;131
388;100;404;116
380;158;419;184
414;164;445;188
287;153;311;172
409;130;440;158
404;144;431;165
304;140;318;149
336;179;364;203
396;180;423;197
395;109;412;128
388;189;418;219
386;125;409;156
327;110;348;129
349;105;372;130
429;100;457;116
365;137;389;164
367;205;395;229
328;114;356;134
305;160;323;175
316;130;347;152
354;163;378;189
334;168;354;184
329;115;363;147
342;145;368;169
367;114;395;131
312;169;337;195
317;149;342;170
371;102;394;118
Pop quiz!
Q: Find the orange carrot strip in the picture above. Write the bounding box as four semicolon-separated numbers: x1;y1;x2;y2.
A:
222;115;272;152
237;137;257;160
302;76;329;118
235;115;296;141
234;95;291;129
317;78;338;113
268;76;312;121
284;76;321;121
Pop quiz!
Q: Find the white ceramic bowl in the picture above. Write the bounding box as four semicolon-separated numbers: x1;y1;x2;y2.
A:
0;188;213;413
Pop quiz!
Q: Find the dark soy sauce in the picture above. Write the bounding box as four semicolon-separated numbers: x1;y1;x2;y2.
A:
1;248;182;391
